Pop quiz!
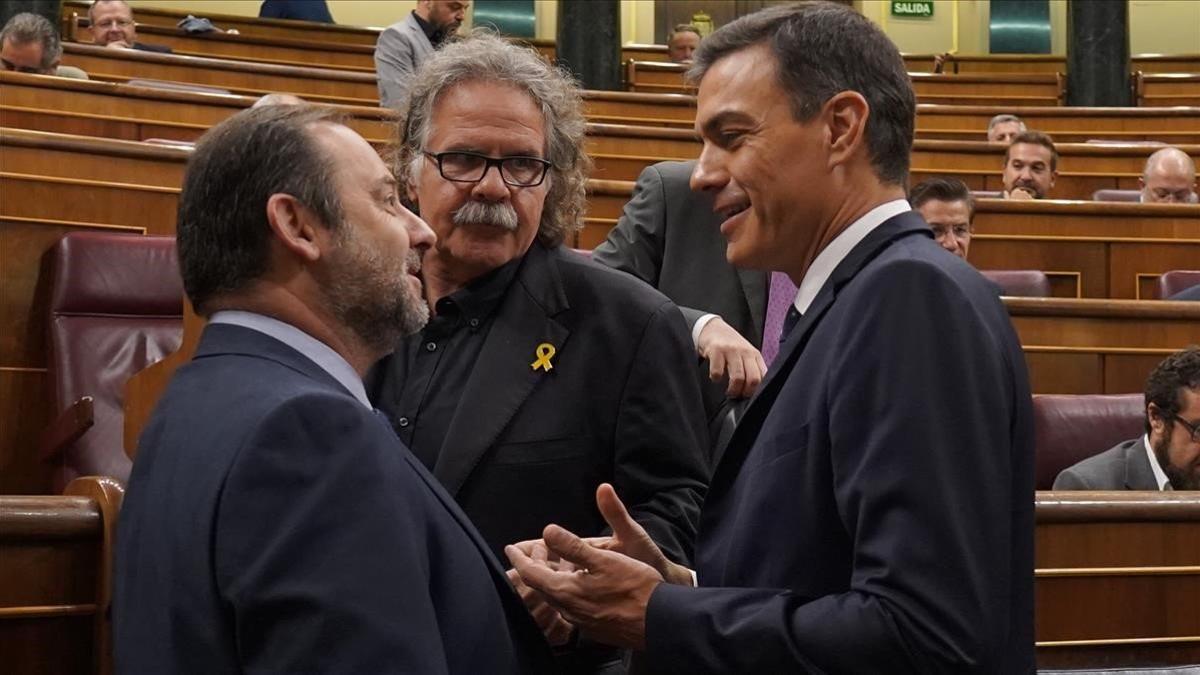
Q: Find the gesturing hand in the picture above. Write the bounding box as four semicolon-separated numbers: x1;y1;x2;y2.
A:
586;484;694;587
506;522;661;650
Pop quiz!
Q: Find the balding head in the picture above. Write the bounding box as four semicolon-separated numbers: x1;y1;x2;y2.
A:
1141;147;1197;204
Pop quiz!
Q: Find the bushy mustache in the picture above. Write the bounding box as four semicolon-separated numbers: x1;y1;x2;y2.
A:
452;200;519;231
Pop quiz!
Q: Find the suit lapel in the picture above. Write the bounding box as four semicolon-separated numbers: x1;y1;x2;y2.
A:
433;245;571;495
738;269;767;347
1124;438;1160;490
707;213;930;499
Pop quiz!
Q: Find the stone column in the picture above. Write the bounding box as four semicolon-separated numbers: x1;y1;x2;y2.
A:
1066;0;1131;106
555;0;621;91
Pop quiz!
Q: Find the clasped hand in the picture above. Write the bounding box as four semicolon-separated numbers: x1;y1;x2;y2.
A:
505;483;693;650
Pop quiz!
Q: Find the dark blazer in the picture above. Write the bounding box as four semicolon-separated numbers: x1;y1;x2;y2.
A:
592;160;767;347
114;323;552;675
1053;437;1159;490
131;41;173;53
641;212;1036;674
371;243;709;564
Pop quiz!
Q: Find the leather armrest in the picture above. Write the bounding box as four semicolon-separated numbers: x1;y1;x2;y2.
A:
39;396;95;461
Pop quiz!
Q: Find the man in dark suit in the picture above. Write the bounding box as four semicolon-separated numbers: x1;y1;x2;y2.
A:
509;4;1035;673
593;160;769;404
88;1;173;53
370;33;709;674
1055;346;1200;490
113;105;552;674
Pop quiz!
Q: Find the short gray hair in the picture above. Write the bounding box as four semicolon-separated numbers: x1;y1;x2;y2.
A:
0;12;62;72
987;114;1025;132
391;31;591;247
688;2;915;186
669;24;702;42
87;0;132;23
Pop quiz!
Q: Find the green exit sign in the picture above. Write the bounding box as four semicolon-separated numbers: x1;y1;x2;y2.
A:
892;1;934;17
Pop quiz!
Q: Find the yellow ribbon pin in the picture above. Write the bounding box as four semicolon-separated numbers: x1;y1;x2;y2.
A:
530;343;556;372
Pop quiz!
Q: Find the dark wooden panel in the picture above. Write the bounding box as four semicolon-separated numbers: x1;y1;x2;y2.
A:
0;369;51;495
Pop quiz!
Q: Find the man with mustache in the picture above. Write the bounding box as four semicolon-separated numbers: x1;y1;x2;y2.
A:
1055;346;1200;491
1002;129;1058;200
368;33;709;675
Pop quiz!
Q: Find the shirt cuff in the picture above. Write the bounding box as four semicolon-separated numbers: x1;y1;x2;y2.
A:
690;313;719;348
688;567;698;587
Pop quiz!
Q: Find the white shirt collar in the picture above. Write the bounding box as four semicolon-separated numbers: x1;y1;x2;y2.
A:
792;199;911;314
1142;434;1173;491
209;310;372;409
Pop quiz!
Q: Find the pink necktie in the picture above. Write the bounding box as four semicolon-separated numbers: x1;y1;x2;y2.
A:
761;271;798;367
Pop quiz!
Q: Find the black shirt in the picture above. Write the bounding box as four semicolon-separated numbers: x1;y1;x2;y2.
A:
410;10;450;48
390;257;522;468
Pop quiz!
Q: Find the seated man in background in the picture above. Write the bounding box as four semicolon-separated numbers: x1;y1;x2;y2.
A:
113;105;553;674
1055;346;1200;490
909;177;975;260
371;33;709;673
375;0;468;109
89;0;172;53
667;24;702;63
1140;146;1198;204
592;160;768;408
1002;130;1058;200
987;113;1025;144
1;13;88;79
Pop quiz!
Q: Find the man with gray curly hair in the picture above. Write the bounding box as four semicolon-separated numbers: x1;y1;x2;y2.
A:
368;32;710;674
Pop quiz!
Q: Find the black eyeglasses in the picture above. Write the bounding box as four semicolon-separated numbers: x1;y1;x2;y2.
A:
422;150;551;187
1173;414;1200;443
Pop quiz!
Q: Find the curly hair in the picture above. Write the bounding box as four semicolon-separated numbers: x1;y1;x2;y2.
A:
389;30;591;247
1144;345;1200;435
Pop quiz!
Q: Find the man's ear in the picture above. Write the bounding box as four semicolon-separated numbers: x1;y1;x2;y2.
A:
823;91;870;171
265;193;323;263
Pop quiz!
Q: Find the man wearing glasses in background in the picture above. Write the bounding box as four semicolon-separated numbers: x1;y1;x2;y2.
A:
368;34;709;675
1056;346;1200;491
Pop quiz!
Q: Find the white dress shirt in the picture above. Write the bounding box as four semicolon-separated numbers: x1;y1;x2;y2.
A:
793;199;911;315
1142;434;1173;491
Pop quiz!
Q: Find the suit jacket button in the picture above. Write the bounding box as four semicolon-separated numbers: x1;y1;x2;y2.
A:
397;417;410;428
425;342;437;352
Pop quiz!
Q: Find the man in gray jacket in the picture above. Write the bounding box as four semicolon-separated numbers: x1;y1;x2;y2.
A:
1055;346;1200;490
374;0;467;108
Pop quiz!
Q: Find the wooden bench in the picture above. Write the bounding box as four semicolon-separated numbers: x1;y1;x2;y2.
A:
917;104;1200;144
60;43;379;106
61;0;383;45
970;199;1200;300
1034;491;1200;669
1136;73;1200;107
0;476;123;675
624;60;1067;106
904;53;1200;75
0;71;394;144
911;139;1200;202
65;14;376;72
1008;297;1200;394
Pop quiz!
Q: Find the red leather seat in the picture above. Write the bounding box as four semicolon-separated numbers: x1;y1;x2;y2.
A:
42;232;183;490
1032;394;1145;490
1091;189;1141;202
1158;270;1200;299
980;270;1052;297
